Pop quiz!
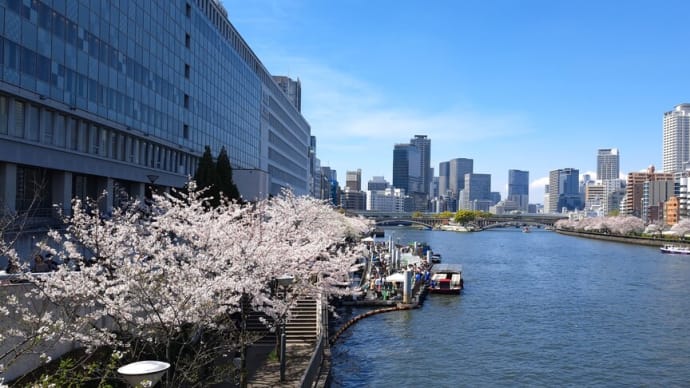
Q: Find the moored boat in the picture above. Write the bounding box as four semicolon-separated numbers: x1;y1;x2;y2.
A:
429;264;463;294
431;253;442;264
660;245;690;254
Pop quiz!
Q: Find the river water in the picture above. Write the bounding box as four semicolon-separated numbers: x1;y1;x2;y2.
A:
329;227;690;387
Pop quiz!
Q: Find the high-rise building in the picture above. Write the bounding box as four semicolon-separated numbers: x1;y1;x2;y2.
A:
448;158;473;199
508;169;529;211
0;0;313;217
622;166;673;218
410;135;431;197
438;161;450;197
663;103;690;174
345;169;362;192
548;168;582;213
367;176;389;191
597;148;620;180
459;173;491;210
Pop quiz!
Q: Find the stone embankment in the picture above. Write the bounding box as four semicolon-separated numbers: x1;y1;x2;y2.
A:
555;229;678;247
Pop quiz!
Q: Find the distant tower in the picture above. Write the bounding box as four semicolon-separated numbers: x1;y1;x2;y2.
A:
663;103;690;173
345;169;362;191
438;161;450;197
448;158;473;199
410;135;431;197
367;176;389;191
597;148;620;180
459;173;491;210
548;168;581;213
508;169;529;211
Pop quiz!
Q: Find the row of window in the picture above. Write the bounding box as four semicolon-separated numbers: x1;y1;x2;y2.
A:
0;94;197;176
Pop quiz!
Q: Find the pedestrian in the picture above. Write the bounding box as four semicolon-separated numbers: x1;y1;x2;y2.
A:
32;254;50;273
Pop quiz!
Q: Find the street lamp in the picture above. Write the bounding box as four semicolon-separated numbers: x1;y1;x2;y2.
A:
275;275;293;382
117;360;170;387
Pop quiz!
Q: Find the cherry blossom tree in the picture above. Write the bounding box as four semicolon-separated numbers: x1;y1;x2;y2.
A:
670;219;690;237
555;215;644;236
1;182;370;386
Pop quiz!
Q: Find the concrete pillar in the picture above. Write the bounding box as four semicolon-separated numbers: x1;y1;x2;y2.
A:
0;162;17;214
51;171;73;217
403;270;411;304
97;177;114;215
132;182;146;201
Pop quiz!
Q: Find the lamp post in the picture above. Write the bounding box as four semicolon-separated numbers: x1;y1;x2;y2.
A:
276;275;293;382
117;360;170;387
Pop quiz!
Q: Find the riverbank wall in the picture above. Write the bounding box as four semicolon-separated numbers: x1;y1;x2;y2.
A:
555;229;675;247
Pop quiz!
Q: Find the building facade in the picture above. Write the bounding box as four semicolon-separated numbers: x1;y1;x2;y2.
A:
367;176;389;191
508;169;529;211
345;169;361;192
459;173;491;210
438;161;449;198
448;158;473;201
597;148;619;180
622;166;673;217
663;103;690;174
410;134;431;197
547;168;582;213
0;0;312;217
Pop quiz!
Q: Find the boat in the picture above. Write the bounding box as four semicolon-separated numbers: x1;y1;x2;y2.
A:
660;245;690;254
430;253;442;264
522;226;530;233
429;264;463;294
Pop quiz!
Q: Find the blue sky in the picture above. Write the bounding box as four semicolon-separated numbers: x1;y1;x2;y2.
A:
221;0;690;204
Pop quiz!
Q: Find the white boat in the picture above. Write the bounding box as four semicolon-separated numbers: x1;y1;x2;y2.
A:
660;245;690;254
430;253;442;264
429;264;463;294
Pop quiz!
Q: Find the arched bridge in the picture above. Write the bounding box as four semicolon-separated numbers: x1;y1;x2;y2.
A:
349;211;567;230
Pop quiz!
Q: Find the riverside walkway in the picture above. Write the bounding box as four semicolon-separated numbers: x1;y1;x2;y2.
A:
247;343;317;387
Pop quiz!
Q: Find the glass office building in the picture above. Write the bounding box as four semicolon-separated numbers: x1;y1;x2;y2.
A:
0;0;311;216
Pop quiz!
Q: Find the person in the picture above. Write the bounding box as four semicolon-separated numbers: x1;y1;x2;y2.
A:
45;253;58;271
5;259;20;274
32;254;50;273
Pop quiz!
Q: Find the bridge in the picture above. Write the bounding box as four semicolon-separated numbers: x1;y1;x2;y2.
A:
350;211;567;230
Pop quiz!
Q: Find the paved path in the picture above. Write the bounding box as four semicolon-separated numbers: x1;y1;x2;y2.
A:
248;343;315;387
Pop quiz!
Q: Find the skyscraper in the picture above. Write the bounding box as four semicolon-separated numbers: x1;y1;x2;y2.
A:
345;169;362;192
663;103;690;174
508;169;529;211
597;148;620;180
410;135;431;197
438;161;450;197
448;158;473;199
367;176;389;191
548;168;582;213
459;173;491;210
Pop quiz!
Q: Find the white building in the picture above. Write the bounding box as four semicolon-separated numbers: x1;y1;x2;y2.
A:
663;103;690;174
366;187;411;212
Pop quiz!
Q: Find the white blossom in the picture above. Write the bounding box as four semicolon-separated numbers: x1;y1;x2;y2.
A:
1;182;369;384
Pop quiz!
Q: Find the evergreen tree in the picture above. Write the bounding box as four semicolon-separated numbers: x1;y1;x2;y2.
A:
216;146;241;202
194;145;219;205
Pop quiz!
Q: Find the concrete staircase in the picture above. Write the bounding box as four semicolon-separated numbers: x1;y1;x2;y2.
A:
285;297;317;344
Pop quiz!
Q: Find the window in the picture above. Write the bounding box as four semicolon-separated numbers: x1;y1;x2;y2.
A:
184;94;189;109
184;63;190;79
13;100;25;138
183;124;189;139
185;33;191;48
0;96;7;135
186;3;192;18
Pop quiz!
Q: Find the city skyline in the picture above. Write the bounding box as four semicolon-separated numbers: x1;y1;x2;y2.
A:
222;0;690;204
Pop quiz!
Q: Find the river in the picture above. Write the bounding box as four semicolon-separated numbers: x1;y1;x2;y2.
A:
329;227;690;387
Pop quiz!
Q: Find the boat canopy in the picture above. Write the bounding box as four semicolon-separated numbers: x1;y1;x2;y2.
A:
431;264;462;274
